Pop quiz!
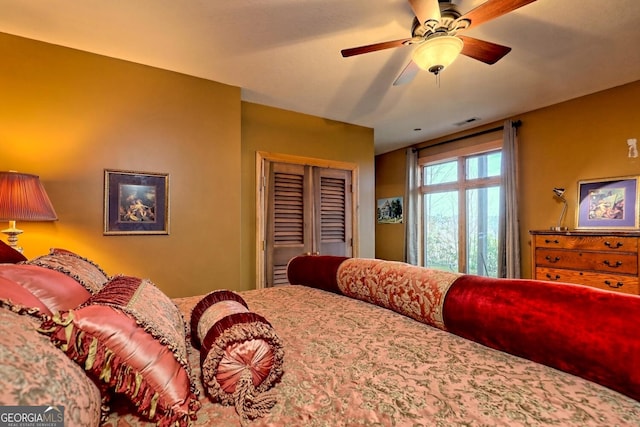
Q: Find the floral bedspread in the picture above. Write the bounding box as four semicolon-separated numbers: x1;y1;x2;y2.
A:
104;285;640;426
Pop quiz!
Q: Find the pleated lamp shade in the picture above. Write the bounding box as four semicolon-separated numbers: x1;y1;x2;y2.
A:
0;172;58;252
0;171;58;221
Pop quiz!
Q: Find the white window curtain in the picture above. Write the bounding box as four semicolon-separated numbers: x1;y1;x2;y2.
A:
404;147;421;265
498;120;521;278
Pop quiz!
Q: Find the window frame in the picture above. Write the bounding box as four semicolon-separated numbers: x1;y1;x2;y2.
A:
419;139;502;274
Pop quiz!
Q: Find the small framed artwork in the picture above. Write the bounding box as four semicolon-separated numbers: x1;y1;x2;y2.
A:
377;196;403;224
104;169;169;235
576;176;639;230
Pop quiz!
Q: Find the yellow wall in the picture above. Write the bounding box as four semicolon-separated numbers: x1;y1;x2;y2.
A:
0;32;242;297
241;103;375;288
374;149;406;261
375;79;640;277
0;32;375;296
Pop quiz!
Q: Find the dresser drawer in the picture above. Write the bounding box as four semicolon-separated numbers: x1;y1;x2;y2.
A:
530;230;640;295
534;234;638;252
535;248;638;274
536;267;640;295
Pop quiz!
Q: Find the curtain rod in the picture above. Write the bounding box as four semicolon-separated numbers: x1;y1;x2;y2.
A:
414;120;521;152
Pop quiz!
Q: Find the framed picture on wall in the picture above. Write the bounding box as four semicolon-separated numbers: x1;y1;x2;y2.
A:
104;169;169;235
377;196;403;224
576;176;639;230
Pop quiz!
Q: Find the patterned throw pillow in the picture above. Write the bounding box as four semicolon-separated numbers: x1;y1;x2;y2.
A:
39;275;200;426
337;258;462;330
0;309;102;427
25;248;110;294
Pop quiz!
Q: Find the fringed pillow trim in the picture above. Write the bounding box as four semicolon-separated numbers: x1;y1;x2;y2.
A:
201;319;284;425
190;290;248;348
24;261;107;295
0;298;50;320
40;311;200;427
192;290;285;424
82;275;198;397
23;248;110;295
201;318;285;400
48;248;110;278
22;262;91;291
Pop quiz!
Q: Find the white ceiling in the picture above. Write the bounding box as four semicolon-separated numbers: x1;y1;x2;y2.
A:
1;0;639;154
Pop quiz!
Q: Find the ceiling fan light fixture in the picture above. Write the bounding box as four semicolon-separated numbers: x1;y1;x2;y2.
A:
412;36;463;75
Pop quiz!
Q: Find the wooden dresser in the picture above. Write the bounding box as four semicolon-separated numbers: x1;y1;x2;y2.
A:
530;230;640;295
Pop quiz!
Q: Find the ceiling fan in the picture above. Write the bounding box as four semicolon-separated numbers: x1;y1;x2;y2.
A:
341;0;539;85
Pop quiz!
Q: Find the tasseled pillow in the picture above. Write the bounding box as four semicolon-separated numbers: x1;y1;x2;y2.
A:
190;290;284;425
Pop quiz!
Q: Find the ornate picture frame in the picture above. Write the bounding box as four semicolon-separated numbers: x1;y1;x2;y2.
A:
576;176;639;230
104;169;169;235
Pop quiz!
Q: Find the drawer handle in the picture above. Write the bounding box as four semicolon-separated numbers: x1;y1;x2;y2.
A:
604;241;623;249
604;280;624;289
544;239;560;244
545;273;560;281
545;255;561;263
603;260;623;268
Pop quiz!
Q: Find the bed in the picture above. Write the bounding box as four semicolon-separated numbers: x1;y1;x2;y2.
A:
1;247;639;426
107;255;640;426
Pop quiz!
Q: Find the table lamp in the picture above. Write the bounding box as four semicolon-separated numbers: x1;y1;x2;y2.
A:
0;171;58;253
551;187;568;231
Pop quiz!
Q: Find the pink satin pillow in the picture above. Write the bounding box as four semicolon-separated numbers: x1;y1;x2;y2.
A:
40;275;200;426
191;290;284;423
0;276;52;317
0;264;91;315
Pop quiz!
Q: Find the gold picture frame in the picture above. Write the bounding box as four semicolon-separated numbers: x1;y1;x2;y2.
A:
104;169;169;235
576;176;639;230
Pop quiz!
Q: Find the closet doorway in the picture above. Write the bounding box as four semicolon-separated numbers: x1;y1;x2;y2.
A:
256;152;358;288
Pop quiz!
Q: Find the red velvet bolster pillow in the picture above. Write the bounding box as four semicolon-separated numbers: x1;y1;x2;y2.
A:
443;275;640;402
286;255;349;293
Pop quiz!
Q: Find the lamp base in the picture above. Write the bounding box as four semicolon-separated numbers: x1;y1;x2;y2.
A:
550;226;569;232
2;220;24;253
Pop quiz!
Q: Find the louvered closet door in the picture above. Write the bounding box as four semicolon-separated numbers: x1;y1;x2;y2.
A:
313;167;352;257
265;162;313;286
265;161;353;287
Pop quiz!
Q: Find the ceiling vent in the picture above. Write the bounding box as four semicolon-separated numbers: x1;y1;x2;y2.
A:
453;117;481;126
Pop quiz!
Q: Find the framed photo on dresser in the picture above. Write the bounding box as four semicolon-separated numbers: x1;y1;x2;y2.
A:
576;176;639;230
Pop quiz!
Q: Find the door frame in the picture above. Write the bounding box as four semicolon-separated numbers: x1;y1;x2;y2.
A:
256;151;360;289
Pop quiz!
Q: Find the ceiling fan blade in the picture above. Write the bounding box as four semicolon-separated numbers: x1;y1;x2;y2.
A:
341;38;411;58
459;35;512;64
459;0;538;30
393;60;420;86
408;0;440;25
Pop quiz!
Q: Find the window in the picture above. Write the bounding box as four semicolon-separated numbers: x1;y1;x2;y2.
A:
421;149;502;276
